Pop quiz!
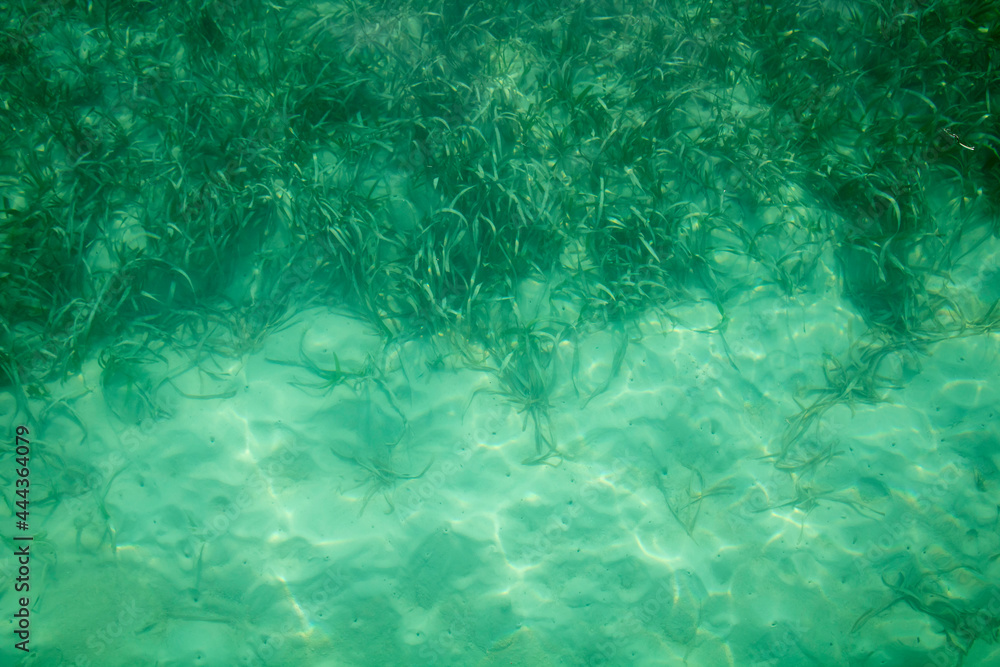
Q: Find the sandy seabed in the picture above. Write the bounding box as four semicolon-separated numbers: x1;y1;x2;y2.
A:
4;247;999;666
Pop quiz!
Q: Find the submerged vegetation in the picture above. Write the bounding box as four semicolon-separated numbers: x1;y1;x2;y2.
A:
0;0;998;659
1;0;996;410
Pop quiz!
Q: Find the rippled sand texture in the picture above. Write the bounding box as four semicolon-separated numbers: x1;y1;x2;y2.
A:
1;0;998;665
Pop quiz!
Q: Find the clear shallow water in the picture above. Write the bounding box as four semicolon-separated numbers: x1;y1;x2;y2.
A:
1;1;998;665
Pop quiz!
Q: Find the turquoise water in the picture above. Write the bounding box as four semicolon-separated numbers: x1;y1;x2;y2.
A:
1;1;999;665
